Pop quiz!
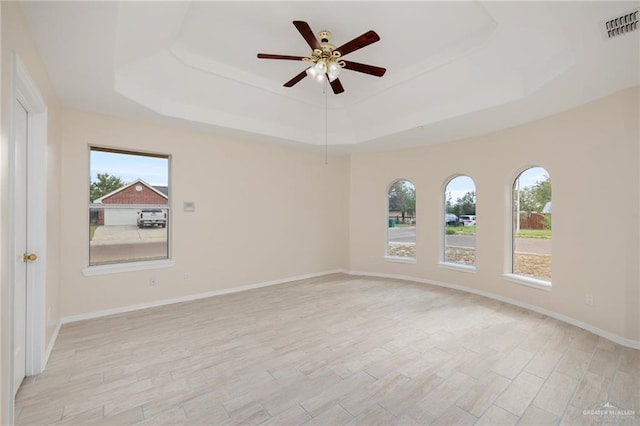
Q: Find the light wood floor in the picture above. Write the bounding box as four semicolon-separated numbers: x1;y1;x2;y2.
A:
15;274;640;425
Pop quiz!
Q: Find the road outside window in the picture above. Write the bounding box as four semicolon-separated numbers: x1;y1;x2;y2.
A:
89;148;170;266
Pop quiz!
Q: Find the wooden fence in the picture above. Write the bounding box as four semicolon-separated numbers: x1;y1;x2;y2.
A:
519;212;549;230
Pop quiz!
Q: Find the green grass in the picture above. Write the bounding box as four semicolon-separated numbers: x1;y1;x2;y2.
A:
394;223;414;228
456;226;476;235
446;225;475;235
516;229;551;239
89;224;98;241
444;226;551;239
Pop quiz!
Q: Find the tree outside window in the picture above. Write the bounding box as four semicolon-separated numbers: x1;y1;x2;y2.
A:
387;180;416;259
513;167;552;281
90;173;125;202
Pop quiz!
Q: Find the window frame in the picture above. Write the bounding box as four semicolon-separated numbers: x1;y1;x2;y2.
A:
505;166;552;289
84;146;173;275
384;178;417;263
440;174;477;271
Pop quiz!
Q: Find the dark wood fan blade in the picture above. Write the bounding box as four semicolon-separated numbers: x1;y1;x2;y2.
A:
329;77;345;94
284;70;308;87
334;30;380;56
342;61;386;77
257;53;306;61
293;21;321;51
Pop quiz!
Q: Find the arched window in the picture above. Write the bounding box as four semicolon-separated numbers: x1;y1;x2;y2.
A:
443;176;476;267
512;167;552;282
386;180;416;259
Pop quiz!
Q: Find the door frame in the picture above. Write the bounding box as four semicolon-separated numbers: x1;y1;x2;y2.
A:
9;54;48;414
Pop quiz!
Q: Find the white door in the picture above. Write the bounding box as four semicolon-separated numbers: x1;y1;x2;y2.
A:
13;100;28;394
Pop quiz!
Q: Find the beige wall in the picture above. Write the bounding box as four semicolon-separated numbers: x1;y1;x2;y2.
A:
59;109;350;317
349;87;640;343
1;2;62;423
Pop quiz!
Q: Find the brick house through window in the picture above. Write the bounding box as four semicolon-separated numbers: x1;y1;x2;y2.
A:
93;179;168;226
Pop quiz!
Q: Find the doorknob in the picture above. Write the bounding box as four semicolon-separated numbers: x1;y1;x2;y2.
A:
23;253;38;262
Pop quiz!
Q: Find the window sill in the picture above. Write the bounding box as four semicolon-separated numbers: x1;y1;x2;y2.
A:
438;262;476;273
83;259;174;276
503;273;552;291
384;255;416;264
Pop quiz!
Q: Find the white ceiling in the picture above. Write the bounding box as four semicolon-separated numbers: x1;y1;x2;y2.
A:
19;1;640;153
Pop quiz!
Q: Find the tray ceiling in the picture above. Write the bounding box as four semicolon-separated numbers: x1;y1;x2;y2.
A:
19;1;640;153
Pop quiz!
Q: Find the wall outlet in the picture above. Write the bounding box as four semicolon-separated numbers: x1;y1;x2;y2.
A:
150;277;157;286
184;272;191;281
585;293;594;306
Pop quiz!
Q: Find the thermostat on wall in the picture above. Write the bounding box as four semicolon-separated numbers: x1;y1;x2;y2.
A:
183;201;195;212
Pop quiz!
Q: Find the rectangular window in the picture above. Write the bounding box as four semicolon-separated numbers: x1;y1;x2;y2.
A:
387;180;416;260
89;147;170;266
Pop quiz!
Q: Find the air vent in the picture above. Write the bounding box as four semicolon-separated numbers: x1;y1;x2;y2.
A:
604;9;639;39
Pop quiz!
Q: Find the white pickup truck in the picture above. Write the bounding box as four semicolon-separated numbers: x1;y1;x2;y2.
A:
137;208;167;228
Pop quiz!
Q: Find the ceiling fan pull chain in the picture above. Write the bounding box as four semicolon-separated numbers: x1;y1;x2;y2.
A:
324;78;328;165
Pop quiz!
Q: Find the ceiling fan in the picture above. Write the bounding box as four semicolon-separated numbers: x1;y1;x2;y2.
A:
257;21;386;94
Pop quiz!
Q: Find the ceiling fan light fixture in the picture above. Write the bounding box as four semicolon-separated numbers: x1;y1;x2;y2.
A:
306;67;318;78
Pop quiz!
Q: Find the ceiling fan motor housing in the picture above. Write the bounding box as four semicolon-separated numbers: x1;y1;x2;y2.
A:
318;30;336;53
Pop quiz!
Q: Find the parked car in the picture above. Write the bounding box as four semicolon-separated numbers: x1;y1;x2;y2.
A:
445;213;463;227
459;214;476;226
137;208;167;228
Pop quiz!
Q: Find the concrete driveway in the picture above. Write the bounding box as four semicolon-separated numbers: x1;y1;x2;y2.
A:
90;226;168;265
91;225;167;246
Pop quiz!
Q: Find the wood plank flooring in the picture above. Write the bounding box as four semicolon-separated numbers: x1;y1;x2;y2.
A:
15;274;640;425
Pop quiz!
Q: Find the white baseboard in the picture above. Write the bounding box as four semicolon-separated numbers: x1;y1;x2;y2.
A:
348;269;640;350
43;321;61;370
61;269;346;325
